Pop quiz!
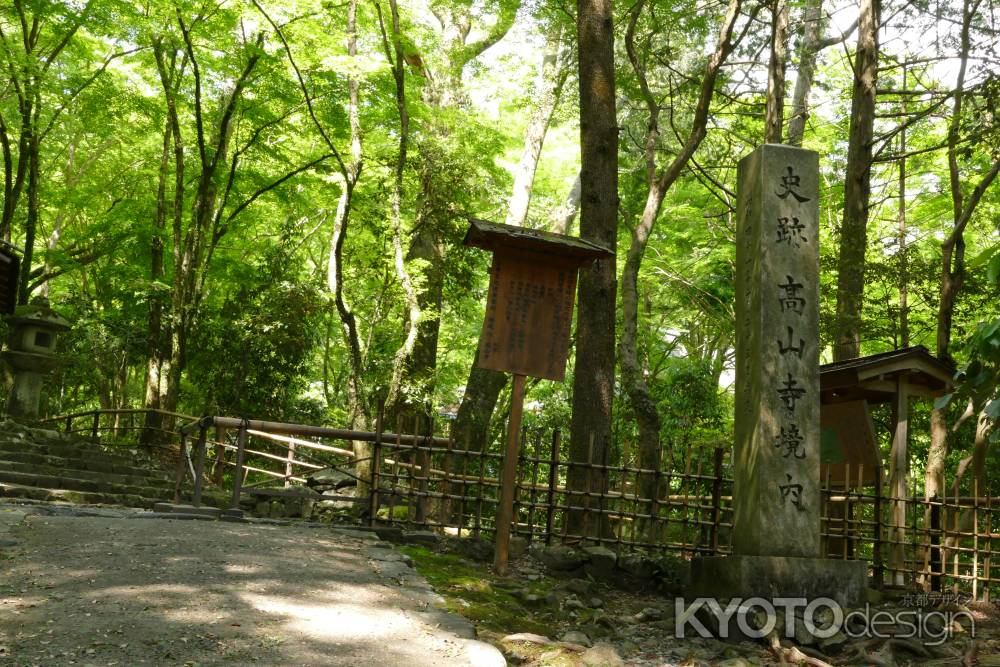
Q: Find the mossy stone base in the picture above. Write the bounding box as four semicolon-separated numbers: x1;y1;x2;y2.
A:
689;555;867;607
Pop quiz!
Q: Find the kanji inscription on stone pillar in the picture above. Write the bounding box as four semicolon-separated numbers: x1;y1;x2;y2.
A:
733;144;821;557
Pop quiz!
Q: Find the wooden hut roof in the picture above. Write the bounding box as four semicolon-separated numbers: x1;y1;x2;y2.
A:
820;345;956;405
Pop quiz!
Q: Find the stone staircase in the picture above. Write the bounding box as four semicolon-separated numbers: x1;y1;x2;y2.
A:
0;419;189;508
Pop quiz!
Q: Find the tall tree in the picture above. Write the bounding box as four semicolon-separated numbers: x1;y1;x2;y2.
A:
0;0;128;301
833;0;881;360
786;0;857;146
380;0;420;416
143;6;333;429
505;29;568;228
388;0;523;425
926;0;1000;500
567;0;618;533
763;0;789;144
620;0;748;534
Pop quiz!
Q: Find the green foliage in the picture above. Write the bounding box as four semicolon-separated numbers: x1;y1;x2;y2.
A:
187;258;326;422
952;316;1000;441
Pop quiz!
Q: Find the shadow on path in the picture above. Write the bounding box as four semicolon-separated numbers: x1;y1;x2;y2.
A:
0;507;504;666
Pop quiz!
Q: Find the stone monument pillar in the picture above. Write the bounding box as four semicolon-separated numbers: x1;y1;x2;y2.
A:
3;298;70;419
690;145;866;608
732;144;821;557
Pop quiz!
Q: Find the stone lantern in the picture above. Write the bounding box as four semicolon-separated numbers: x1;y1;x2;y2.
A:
3;298;70;419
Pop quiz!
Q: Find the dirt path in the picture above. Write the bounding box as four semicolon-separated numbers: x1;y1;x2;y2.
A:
0;502;505;666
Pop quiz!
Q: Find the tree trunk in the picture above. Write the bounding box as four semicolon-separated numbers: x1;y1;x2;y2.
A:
552;173;582;234
382;0;420;414
833;0;880;360
141;112;173;446
568;0;618;536
342;0;373;508
787;0;825;146
156;28;264;424
897;65;908;348
925;0;998;501
402;221;444;416
505;30;566;227
17;133;39;305
453;363;509;452
764;0;789;144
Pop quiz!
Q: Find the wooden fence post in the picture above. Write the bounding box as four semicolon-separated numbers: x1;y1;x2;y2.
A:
973;478;980;601
172;433;188;505
192;425;208;507
230;420;249;510
438;430;454;528
873;464;884;589
544;429;561;546
416;418;431;526
368;405;384;527
985;490;992;603
710;447;723;555
284;440;297;488
212;425;228;486
930;494;942;592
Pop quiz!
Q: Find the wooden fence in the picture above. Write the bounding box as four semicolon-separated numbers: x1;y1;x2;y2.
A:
46;408;998;600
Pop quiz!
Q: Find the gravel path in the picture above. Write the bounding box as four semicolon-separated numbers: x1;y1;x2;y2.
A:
0;502;505;666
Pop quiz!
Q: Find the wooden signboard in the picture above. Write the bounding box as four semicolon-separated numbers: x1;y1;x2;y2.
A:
463;218;612;575
464;218;612;382
0;247;19;315
478;250;579;381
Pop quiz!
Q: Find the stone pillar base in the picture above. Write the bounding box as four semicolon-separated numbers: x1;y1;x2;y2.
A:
689;555;868;607
7;371;44;419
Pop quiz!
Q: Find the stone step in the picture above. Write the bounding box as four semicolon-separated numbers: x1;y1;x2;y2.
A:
0;482;158;508
0;439;178;475
0;458;174;491
0;448;174;482
0;438;156;468
0;482;242;511
0;469;177;500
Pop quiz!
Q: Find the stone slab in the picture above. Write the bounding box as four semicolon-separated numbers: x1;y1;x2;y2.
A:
689;555;867;608
153;503;222;518
134;512;217;521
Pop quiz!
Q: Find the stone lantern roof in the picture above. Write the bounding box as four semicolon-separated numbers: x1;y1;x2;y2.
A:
6;298;71;333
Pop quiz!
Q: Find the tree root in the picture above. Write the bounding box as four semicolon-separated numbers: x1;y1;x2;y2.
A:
766;631;835;667
962;639;977;667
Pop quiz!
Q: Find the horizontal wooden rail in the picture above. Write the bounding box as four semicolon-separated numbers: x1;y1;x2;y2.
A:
246;429;354;458
220;458;308;484
214;439;324;471
45;408;199;423
181;415;450;447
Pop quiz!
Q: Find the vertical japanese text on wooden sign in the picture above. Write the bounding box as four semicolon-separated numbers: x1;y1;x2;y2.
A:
477;249;579;382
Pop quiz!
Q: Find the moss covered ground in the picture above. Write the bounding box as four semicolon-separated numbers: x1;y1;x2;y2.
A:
397;545;559;638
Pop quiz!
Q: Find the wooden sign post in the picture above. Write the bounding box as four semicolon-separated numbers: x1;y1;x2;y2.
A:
463;219;612;574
